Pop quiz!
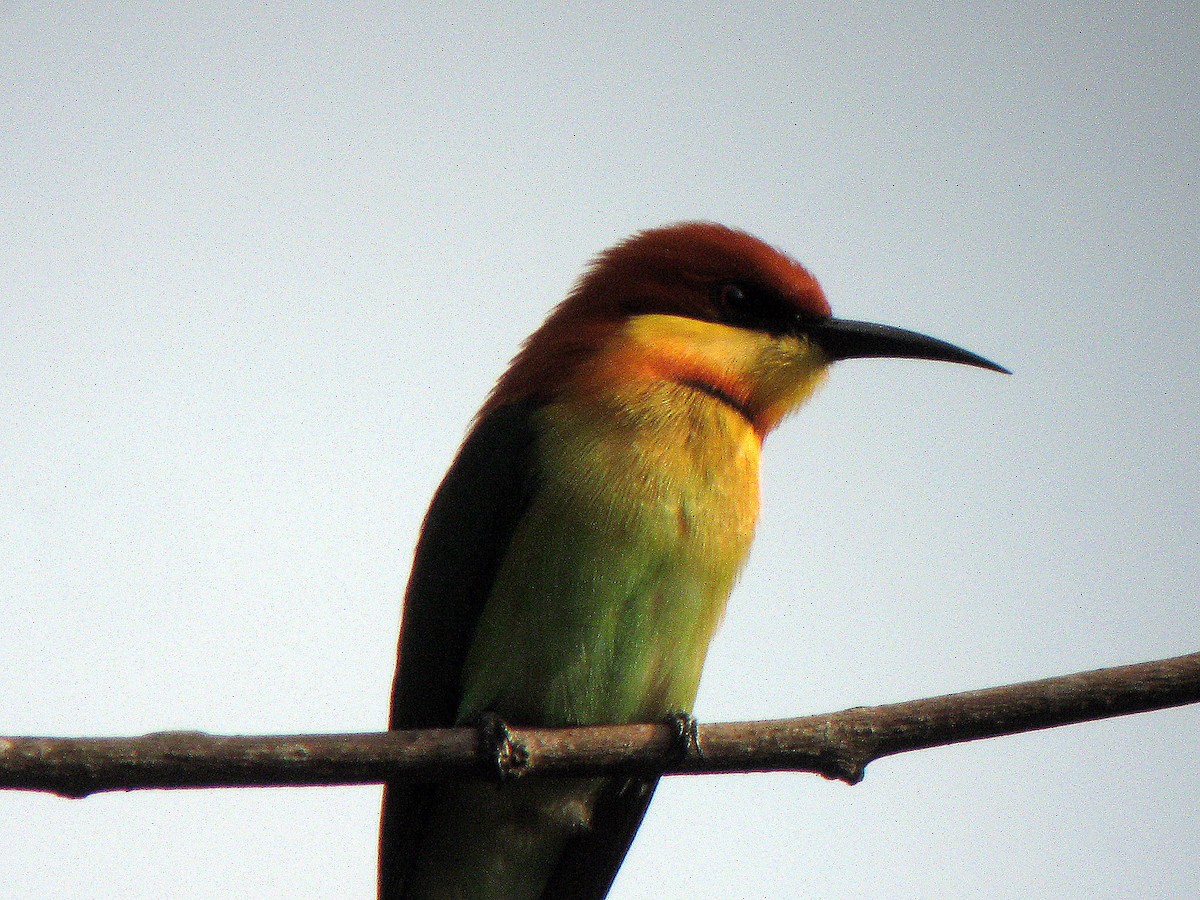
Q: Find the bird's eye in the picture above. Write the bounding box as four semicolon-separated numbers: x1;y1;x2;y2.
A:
719;282;749;311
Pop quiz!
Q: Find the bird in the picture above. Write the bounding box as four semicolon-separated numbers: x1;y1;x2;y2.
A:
379;222;1007;899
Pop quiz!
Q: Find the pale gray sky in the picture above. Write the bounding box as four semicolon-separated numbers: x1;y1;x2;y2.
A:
2;3;1197;897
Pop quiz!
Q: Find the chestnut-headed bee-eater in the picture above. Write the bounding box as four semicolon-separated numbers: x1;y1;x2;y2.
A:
379;222;1007;899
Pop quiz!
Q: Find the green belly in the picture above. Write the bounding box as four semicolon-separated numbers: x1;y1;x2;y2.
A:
457;385;760;727
408;387;761;899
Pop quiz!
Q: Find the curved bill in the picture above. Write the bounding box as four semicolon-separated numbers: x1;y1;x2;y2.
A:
805;317;1010;374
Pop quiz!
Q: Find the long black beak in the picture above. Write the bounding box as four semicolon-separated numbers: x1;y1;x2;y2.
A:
806;317;1010;374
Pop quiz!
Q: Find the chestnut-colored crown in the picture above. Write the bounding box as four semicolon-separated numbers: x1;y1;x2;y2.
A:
578;222;830;322
484;222;830;413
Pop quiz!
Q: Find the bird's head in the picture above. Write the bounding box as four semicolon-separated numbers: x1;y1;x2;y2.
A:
486;222;1007;435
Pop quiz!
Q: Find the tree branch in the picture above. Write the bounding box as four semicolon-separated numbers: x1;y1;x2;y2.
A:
4;651;1197;799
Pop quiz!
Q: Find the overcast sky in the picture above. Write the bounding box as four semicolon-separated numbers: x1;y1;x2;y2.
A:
2;4;1197;898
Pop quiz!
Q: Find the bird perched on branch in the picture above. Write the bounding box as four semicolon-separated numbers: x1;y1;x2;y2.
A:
379;222;1007;899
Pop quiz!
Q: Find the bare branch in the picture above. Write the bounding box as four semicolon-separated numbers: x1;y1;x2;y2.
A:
3;651;1197;798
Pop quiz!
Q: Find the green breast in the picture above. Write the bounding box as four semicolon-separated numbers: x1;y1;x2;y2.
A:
457;382;762;726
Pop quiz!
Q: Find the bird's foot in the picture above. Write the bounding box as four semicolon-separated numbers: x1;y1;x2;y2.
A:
663;710;702;763
473;711;529;782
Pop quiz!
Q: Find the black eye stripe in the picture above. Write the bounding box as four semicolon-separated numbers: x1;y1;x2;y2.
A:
714;281;802;335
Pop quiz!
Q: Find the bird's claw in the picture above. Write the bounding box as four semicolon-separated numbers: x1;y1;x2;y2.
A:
663;710;701;762
474;711;529;782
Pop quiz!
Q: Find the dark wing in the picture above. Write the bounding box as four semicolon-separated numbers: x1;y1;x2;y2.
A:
379;398;540;899
379;396;659;900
